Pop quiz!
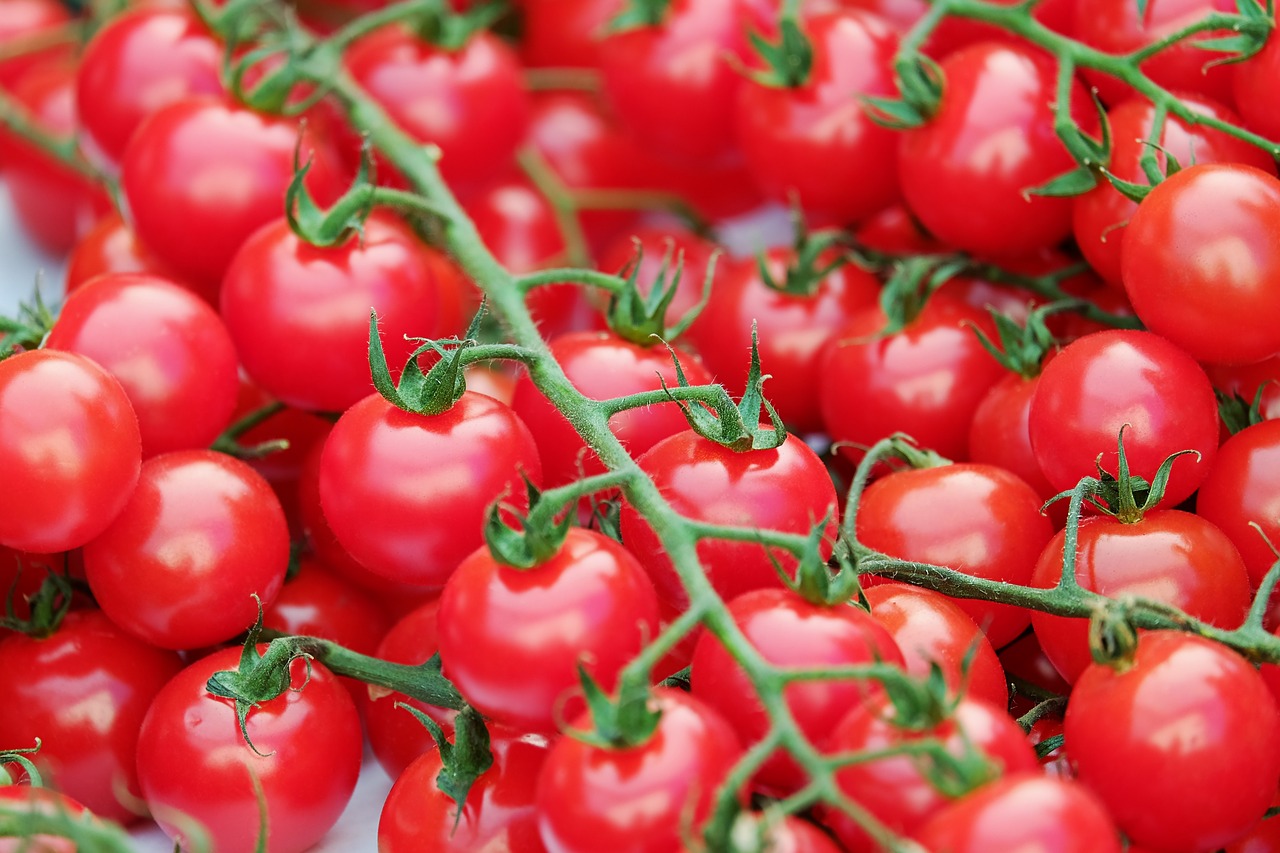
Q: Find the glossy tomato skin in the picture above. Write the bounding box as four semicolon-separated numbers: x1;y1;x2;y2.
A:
1234;32;1280;142
856;463;1054;648
45;272;239;458
1123;164;1280;366
898;41;1095;258
438;528;661;734
0;610;182;824
1028;330;1219;509
913;774;1122;852
64;212;176;294
864;582;1007;708
1197;420;1280;588
0;0;72;91
619;430;839;610
735;9;901;223
0;350;141;555
1030;511;1251;682
120;97;346;297
1066;631;1280;852
319;391;543;587
83;450;290;650
344;26;529;193
521;0;615;68
1206;356;1280;424
535;689;744;853
819;295;1007;463
136;646;363;853
74;7;223;165
380;732;549;853
221;212;446;412
967;373;1056;499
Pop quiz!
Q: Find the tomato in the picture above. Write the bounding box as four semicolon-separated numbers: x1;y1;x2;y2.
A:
0;349;141;555
1206;356;1280;424
1029;510;1251;682
689;588;905;795
380;731;549;853
83;449;290;650
1122;164;1280;366
120;96;346;297
520;0;615;68
595;223;725;325
822;694;1037;850
1234;31;1280;142
968;373;1056;500
999;631;1071;698
0;785;88;853
913;774;1122;852
74;7;223;166
818;294;1007;464
510;332;713;486
0;610;182;823
64;213;177;294
1197;419;1280;588
0;548;76;627
344;25;529;194
864;582;1008;708
853;204;944;255
856;463;1053;648
898;41;1096;258
618;429;839;610
0;0;72;91
136;645;363;853
318;390;543;587
1066;631;1280;852
1028;330;1219;509
535;688;744;853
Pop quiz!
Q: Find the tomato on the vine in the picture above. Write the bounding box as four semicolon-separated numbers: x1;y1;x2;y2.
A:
1197;419;1280;588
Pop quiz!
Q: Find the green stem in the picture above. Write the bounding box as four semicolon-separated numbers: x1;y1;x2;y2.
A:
516;146;593;269
0;92;109;188
515;268;627;295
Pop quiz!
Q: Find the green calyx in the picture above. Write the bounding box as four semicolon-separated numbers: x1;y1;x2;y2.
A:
608;0;673;31
1028;87;1110;200
968;300;1080;380
0;286;56;362
743;18;814;89
1216;384;1273;436
411;1;508;51
757;215;850;298
862;49;943;130
368;306;479;417
286;139;379;249
571;667;662;749
876;256;965;336
482;475;573;569
786;511;860;607
1;571;74;639
1062;426;1200;523
606;241;718;345
1087;604;1139;670
396;703;493;831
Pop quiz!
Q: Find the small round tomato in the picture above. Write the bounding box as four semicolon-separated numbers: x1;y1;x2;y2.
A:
1234;31;1280;142
520;0;615;68
0;0;72;91
967;373;1056;500
83;450;290;650
64;213;177;294
0;350;141;555
136;646;363;853
1066;631;1280;852
1205;356;1280;425
1197;419;1280;587
594;223;725;325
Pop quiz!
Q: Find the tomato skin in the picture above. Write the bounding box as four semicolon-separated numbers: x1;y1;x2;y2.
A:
1197;419;1280;588
136;646;363;853
83;450;290;650
1029;511;1251;682
45;272;240;458
618;430;839;610
1122;164;1280;366
535;688;744;853
319;391;543;587
1066;631;1280;852
913;774;1123;852
735;9;901;223
967;373;1056;500
898;41;1095;258
1234;31;1280;142
438;528;661;734
856;463;1054;648
74;7;223;165
864;582;1008;708
64;212;177;294
1205;356;1280;424
0;350;141;555
690;588;906;795
379;732;549;853
0;0;72;92
0;609;182;824
1028;330;1219;509
521;0;615;68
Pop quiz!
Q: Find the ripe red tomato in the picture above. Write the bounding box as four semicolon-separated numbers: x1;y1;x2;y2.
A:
1028;330;1219;509
535;688;744;853
83;449;290;650
968;373;1056;500
0;0;72;91
1205;356;1280;424
520;0;615;68
136;646;363;853
64;213;177;294
619;429;839;610
1066;631;1280;852
1234;31;1280;142
1197;419;1280;588
0;349;141;555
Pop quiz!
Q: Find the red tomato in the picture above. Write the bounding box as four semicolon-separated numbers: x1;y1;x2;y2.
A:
64;213;177;294
0;0;73;91
1205;356;1280;424
45;272;239;457
318;391;543;587
856;463;1053;648
1066;631;1280;851
0;548;75;627
690;588;905;794
1197;419;1280;587
1234;30;1280;142
853;204;944;255
521;0;615;68
864;582;1008;708
967;373;1057;500
535;688;744;853
83;450;290;650
74;7;223;165
0;349;141;555
1122;164;1280;366
898;41;1095;258
619;429;839;610
1029;510;1251;682
136;646;363;853
1028;330;1219;509
999;631;1071;698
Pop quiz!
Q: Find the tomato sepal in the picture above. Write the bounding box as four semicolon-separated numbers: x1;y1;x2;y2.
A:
394;702;494;832
606;240;718;345
569;664;662;750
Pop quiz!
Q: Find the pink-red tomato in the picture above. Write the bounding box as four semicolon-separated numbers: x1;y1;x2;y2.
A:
0;0;72;91
64;212;177;294
967;372;1057;500
1197;419;1280;588
1234;30;1280;142
520;0;615;68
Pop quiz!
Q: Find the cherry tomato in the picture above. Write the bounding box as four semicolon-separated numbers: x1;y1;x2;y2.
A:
64;213;177;294
1233;30;1280;142
1205;356;1280;424
1197;419;1280;588
595;223;726;325
0;548;78;628
520;0;615;68
967;373;1057;500
0;0;73;91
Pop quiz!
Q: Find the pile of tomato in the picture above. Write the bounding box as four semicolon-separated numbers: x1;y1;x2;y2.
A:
2;0;1280;850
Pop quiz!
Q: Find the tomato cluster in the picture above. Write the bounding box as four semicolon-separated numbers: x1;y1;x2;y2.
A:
3;0;1280;851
